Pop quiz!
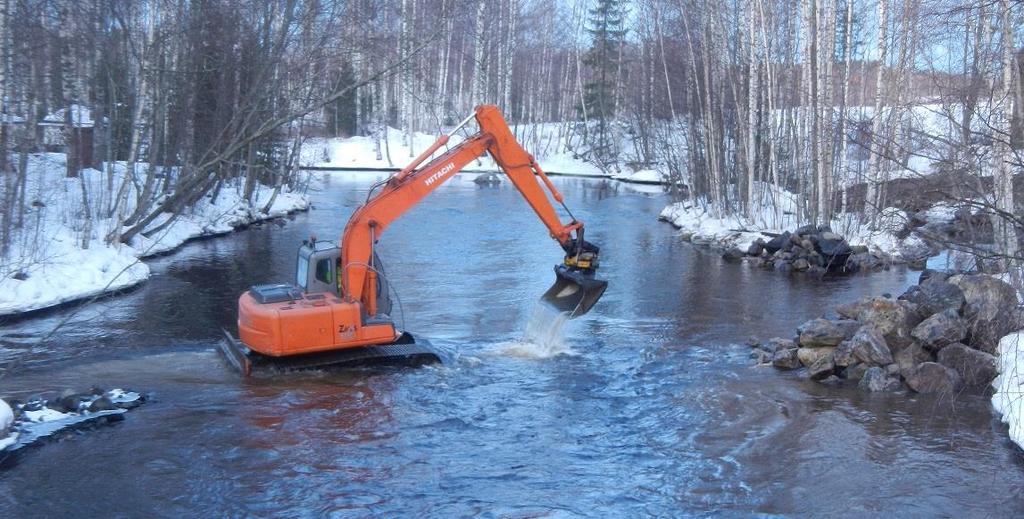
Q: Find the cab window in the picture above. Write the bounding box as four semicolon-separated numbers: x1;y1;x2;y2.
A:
296;255;309;289
315;258;334;285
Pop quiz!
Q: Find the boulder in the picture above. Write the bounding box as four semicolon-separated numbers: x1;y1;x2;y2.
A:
836;296;872;320
473;172;501;185
793;258;810;271
764;338;796;353
772;348;801;370
844;362;870;381
859;367;902;392
87;397;117;413
798;346;835;368
904;362;963;394
833;340;856;367
798;318;861;348
857;297;923;350
807;350;836;380
900;280;965;316
894;342;933;375
747;240;766;256
850;325;894;366
795;224;817;236
937;343;998;386
918;269;949;285
948;274;1019;352
722;247;745;262
751;348;773;364
764;232;791;255
911;309;968;350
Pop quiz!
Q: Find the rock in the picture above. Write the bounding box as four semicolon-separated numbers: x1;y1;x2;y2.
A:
722;247;745;262
772;348;801;370
859;367;902;392
911;309;967;350
807;265;826;276
844;362;870;381
798;318;861;348
747;240;766;256
900;280;965;316
904;362;963;394
795;224;817;236
833;340;856;367
815;233;853;259
87;397;117;413
473;172;501;185
884;363;901;376
850;326;894;366
764;232;791;255
937;343;998;386
764;337;796;353
918;269;949;285
820;375;843;385
836;296;871;320
894;342;933;375
798;346;835;367
948;274;1020;353
857;297;923;350
776;262;793;273
793;258;810;271
850;245;869;254
807;350;836;380
751;349;773;364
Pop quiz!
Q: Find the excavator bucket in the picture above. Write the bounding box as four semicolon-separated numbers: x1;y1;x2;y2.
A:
541;265;608;317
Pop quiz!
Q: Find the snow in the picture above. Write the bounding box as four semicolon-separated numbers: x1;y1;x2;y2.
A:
993;332;1024;451
613;169;664;184
301;124;621;178
22;407;71;422
41;104;99;128
0;153;310;317
0;399;12;432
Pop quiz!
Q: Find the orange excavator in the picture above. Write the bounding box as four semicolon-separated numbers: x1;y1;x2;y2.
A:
220;105;607;375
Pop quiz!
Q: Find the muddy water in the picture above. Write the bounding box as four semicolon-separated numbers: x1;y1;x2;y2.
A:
1;173;1022;516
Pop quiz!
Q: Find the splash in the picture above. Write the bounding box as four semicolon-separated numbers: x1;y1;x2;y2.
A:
495;303;576;359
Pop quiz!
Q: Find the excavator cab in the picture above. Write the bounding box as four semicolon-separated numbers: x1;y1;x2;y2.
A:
295;240;340;296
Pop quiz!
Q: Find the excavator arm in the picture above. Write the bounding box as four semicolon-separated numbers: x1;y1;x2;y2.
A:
340;105;605;316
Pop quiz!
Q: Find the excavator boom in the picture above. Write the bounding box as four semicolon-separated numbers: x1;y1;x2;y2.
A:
226;105;607;373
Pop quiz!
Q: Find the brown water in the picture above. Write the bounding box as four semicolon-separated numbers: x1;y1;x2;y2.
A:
1;173;1021;517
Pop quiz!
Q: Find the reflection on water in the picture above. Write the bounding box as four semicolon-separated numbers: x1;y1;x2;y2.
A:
1;172;1022;516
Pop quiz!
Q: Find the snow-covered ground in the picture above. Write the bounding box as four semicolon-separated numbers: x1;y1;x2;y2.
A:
993;332;1024;451
300;124;627;179
0;154;310;317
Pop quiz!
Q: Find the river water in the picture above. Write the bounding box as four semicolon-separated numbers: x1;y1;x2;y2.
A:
1;173;1022;517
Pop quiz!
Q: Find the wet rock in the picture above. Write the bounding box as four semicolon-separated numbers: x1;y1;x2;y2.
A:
820;375;843;385
833;340;856;367
859;367;902;392
793;258;810;271
948;274;1020;353
772;348;801;370
722;247;745;262
798;346;835;368
764;337;796;353
844;362;870;381
764;232;791;255
798;318;861;348
894;342;933;375
857;297;923;350
776;262;793;273
911;309;967;350
850;326;894;366
918;269;949;285
806;350;836;380
87;397;117;413
751;348;773;364
836;296;871;320
904;362;963;394
473;172;501;185
747;239;766;256
900;280;965;316
937;343;998;386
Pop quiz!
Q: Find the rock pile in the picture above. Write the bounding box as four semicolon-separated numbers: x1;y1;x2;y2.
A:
751;272;1024;393
724;225;886;274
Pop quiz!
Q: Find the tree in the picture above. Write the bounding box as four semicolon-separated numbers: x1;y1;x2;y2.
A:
581;0;627;163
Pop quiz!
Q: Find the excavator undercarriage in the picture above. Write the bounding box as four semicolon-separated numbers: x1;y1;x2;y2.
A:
220;105;608;375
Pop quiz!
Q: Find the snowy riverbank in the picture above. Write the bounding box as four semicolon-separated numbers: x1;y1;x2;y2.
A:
300;125;666;182
0;154;310;317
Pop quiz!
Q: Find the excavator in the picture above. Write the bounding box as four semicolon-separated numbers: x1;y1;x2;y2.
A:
220;105;608;375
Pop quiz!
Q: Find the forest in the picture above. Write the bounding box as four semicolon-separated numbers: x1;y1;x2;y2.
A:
0;0;1021;285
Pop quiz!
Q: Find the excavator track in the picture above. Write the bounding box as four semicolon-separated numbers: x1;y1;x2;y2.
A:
219;329;440;377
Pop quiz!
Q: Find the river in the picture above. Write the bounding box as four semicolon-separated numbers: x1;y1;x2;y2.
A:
1;172;1022;516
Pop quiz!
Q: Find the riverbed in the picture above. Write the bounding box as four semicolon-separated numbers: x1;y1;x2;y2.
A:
1;172;1021;516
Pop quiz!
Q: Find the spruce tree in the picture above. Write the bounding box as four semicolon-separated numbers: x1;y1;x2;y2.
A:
582;0;627;162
